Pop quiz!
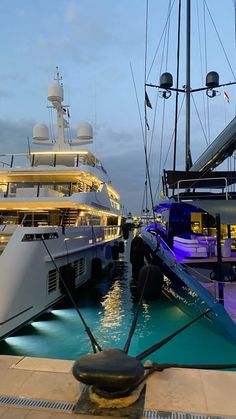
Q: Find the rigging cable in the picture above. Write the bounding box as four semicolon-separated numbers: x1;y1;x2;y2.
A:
196;0;209;146
41;237;102;354
232;0;236;192
157;100;166;196
146;0;175;185
143;0;162;218
173;0;182;173
154;96;185;201
147;93;159;201
130;62;155;220
234;0;236;116
232;0;236;191
146;0;176;80
156;0;172;196
204;0;236;80
144;1;176;203
146;0;170;209
203;0;211;144
191;93;209;147
143;0;149;215
153;95;185;202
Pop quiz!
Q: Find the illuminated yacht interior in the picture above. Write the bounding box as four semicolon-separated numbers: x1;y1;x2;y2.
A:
0;69;122;340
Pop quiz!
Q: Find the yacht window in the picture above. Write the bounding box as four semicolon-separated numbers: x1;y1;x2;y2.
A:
22;232;59;241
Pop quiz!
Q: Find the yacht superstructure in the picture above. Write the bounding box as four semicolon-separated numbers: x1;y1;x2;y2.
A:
0;69;122;340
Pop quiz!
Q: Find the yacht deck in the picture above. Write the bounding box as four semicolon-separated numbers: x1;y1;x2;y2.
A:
177;251;236;264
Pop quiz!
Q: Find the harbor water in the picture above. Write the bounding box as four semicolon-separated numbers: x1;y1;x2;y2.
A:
0;234;235;366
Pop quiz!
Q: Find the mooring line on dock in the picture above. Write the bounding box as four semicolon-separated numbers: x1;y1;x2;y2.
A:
41;237;102;353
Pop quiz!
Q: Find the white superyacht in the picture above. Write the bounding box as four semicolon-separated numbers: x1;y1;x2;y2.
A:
0;70;122;339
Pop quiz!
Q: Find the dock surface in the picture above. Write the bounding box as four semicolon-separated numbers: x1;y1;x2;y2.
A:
0;355;236;418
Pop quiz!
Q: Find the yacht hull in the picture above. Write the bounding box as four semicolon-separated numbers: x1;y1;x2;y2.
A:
140;230;236;342
157;248;236;341
0;225;121;340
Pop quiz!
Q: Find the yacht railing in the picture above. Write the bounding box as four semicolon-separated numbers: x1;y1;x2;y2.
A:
0;152;101;169
0;160;11;168
176;177;229;201
19;212;121;233
0;181;100;198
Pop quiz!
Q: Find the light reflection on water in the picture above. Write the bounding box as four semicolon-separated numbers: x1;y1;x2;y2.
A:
1;237;236;366
101;280;124;331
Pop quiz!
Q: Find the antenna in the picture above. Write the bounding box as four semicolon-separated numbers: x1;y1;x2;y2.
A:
55;66;62;84
27;136;31;155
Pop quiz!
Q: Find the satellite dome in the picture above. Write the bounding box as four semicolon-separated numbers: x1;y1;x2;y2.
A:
48;83;64;103
160;72;173;89
206;71;219;88
33;124;49;141
77;122;93;140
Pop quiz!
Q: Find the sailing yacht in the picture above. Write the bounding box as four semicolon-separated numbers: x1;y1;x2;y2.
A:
0;69;122;340
139;0;236;341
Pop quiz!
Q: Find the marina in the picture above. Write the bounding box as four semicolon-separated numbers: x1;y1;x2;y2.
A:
0;236;236;365
0;238;236;417
1;1;236;417
136;0;236;343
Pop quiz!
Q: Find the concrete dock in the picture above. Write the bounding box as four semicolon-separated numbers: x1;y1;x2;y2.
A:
0;355;236;418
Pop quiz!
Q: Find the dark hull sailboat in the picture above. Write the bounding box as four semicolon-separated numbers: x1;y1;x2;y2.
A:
140;223;236;341
140;0;236;342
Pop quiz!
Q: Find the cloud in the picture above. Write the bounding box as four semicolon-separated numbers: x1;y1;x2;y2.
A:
60;1;143;66
64;0;80;25
0;119;34;153
102;141;147;214
0;89;12;98
0;72;28;82
96;126;139;158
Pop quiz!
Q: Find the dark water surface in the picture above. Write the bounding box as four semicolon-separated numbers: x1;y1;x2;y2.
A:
0;236;236;366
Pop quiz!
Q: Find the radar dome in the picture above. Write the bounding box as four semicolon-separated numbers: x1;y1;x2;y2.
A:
48;83;64;103
206;71;219;88
77;122;93;140
33;124;49;141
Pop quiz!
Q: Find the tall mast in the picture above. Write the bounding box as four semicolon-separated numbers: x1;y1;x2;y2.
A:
54;69;66;148
185;0;191;171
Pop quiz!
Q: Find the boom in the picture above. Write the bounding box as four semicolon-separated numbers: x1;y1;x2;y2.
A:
190;116;236;173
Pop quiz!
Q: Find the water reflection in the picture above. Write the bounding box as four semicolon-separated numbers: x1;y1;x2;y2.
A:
101;280;123;330
97;260;134;346
100;280;124;342
0;236;236;365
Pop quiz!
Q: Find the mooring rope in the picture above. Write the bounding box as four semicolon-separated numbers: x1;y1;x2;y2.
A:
123;265;152;354
136;309;212;361
41;237;102;353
